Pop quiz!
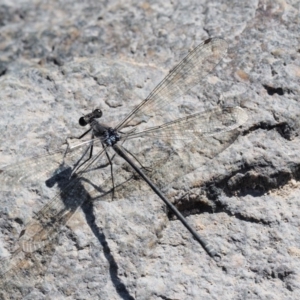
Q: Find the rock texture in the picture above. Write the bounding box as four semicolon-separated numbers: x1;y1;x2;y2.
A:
0;0;300;299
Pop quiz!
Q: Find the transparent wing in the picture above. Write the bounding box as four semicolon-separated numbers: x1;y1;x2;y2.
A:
0;137;113;289
122;107;247;140
9;147;109;253
0;38;241;291
0;137;102;192
95;109;247;204
0;237;58;299
0;144;113;293
99;106;246;203
116;38;228;130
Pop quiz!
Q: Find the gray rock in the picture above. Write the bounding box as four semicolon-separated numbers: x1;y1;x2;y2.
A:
0;0;300;299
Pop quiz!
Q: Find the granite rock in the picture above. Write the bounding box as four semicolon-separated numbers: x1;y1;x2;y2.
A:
0;0;299;299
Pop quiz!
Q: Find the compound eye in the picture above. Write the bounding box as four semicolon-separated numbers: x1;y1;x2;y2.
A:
94;109;102;118
79;117;88;126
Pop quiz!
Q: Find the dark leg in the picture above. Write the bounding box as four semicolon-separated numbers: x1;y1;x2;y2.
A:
103;146;115;201
70;127;92;140
64;128;93;155
123;147;153;173
70;132;95;176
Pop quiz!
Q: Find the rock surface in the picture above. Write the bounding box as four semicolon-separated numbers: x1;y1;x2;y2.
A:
0;0;300;299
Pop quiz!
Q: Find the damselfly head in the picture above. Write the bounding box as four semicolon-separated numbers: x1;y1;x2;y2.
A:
79;108;103;126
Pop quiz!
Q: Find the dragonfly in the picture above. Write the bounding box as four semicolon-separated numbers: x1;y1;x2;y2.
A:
0;37;247;297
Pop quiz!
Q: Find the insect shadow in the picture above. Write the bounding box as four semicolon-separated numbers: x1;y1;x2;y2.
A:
45;164;135;300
